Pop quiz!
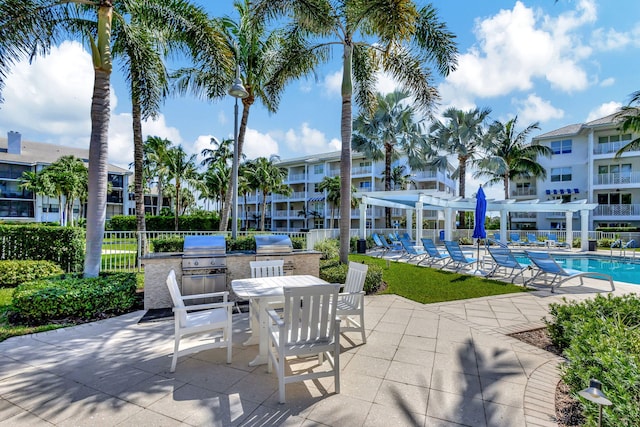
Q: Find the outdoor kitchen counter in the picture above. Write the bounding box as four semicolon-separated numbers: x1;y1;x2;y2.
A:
142;250;322;310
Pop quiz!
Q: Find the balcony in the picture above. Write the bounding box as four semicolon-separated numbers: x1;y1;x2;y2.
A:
594;172;640;186
594;140;633;155
512;212;537;219
272;191;305;201
594;204;640;217
287;173;306;182
352;166;372;175
511;187;537;197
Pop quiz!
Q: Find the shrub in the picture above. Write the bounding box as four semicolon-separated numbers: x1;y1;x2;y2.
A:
546;294;640;426
0;260;64;287
458;236;473;245
227;236;255;252
314;238;339;260
107;213;221;231
319;260;383;294
291;236;305;250
151;237;184;252
598;238;616;248
11;272;138;324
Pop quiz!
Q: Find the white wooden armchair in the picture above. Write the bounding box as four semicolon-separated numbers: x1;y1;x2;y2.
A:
337;262;368;343
250;260;284;278
166;270;233;373
267;284;341;403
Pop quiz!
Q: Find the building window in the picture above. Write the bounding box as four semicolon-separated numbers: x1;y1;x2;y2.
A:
108;174;124;188
550;167;572;182
359;181;371;189
313;164;324;174
598;134;632;144
550;139;572;154
597;193;631;205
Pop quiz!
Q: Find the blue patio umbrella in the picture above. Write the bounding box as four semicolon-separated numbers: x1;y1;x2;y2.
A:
472;186;487;274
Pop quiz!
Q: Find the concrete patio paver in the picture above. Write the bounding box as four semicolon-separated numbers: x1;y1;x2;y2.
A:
0;274;637;426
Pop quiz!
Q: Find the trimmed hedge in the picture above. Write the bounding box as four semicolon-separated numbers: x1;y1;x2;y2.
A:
11;272;138;324
107;214;220;231
0;260;64;287
319;259;383;294
546;294;640;426
151;235;306;253
0;225;84;272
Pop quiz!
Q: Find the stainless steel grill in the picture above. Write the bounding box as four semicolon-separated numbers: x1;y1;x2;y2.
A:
255;234;293;254
181;235;227;304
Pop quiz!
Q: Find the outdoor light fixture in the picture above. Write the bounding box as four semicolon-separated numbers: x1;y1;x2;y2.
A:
228;67;249;240
578;379;612;427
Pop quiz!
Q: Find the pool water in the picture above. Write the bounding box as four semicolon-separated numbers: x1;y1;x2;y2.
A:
515;255;640;285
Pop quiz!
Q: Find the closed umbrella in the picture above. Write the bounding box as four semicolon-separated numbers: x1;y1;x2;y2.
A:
472;185;487;274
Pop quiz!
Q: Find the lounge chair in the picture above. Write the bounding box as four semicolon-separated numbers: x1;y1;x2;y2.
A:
509;233;523;246
375;233;404;257
443;241;477;272
486;247;529;284
525;250;615;293
371;233;387;257
526;233;546;247
399;237;428;263
419;238;451;268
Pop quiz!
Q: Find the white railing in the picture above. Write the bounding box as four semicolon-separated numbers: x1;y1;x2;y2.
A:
352;166;372;175
511;187;537;197
594;141;627;154
594;172;640;185
287;173;306;182
511;212;537;219
594;204;640;216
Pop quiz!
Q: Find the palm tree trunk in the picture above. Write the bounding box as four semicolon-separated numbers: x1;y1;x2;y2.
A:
84;68;111;277
131;95;147;255
156;180;163;214
339;42;354;264
174;181;180;230
384;142;393;228
260;193;267;231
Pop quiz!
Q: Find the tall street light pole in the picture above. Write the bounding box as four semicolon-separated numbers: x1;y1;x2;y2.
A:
228;68;249;240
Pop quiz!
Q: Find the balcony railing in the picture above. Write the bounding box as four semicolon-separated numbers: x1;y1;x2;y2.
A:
594;204;640;217
594;140;632;155
511;212;537;219
511;187;537;197
594;172;640;185
352;166;372;175
287;173;306;182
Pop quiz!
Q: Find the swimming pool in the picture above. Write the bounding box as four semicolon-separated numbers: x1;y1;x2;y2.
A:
515;254;640;285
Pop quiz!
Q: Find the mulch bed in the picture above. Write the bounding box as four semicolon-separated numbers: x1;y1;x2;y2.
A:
509;328;585;427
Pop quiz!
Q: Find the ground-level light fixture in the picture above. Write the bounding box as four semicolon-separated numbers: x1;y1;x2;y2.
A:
578;378;612;427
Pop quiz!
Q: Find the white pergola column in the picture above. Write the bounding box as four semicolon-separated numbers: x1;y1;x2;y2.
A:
359;197;367;238
565;211;573;247
580;209;589;251
406;208;413;239
444;207;453;241
500;209;508;244
415;202;423;242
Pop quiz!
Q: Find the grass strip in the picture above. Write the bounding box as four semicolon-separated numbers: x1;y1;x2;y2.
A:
350;254;528;304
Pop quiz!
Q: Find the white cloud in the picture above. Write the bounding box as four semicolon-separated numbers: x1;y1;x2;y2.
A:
323;71;342;97
243;128;280;159
586;101;621;122
600;77;615;87
283;123;340;155
439;0;595;103
217;110;228;126
375;72;399;95
512;94;564;124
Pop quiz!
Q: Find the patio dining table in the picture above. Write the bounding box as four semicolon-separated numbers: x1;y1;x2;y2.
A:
231;274;329;367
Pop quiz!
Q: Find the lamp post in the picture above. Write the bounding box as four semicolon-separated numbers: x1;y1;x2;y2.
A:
228;68;249;240
578;378;612;427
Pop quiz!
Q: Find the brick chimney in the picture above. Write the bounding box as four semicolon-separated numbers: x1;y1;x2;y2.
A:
7;131;21;155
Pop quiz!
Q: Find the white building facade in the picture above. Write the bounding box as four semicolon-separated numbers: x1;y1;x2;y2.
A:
239;150;456;232
510;113;640;230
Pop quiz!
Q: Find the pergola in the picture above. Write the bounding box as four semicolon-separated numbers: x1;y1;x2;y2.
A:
358;190;597;251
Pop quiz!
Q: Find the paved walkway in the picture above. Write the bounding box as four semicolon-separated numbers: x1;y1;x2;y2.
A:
0;273;637;426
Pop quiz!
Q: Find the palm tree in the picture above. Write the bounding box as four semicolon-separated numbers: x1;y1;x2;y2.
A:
245;156;291;231
200;159;230;217
387;165;415;190
199;137;239;218
353;90;429;226
162;145;200;230
318;176;340;229
474;117;551;200
254;0;458;263
0;0;218;276
429;107;491;228
175;0;316;232
615;91;640;157
143;136;172;215
19;170;54;222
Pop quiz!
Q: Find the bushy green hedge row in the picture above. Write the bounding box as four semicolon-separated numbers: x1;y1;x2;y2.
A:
0;260;64;287
107;214;220;231
151;235;306;253
319;259;383;294
546;294;640;426
11;272;138;325
0;225;84;272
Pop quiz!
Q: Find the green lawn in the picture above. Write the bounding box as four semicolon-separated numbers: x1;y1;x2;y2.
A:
350;254;528;304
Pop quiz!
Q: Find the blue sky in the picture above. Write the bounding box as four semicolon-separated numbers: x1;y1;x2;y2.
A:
0;0;639;200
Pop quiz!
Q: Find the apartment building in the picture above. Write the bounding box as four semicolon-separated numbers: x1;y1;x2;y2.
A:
0;131;132;223
510;112;640;230
239;150;456;232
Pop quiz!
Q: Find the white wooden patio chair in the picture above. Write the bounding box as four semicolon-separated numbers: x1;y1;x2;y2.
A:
267;284;341;403
337;262;368;343
166;270;233;373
